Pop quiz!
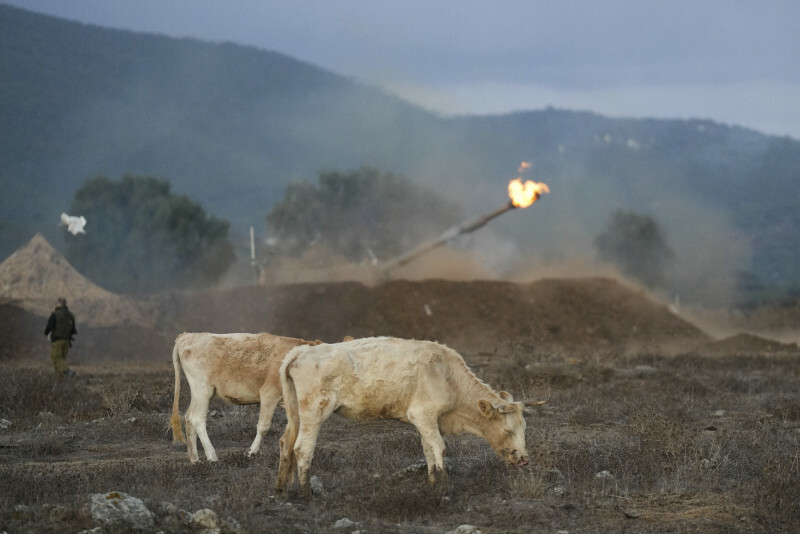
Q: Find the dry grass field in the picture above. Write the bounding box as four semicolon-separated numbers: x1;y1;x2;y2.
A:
2;278;800;533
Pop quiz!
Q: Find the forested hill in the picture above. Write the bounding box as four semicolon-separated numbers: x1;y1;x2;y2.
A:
2;4;799;300
0;3;445;245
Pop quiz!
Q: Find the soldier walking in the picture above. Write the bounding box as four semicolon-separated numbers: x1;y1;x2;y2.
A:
44;297;77;377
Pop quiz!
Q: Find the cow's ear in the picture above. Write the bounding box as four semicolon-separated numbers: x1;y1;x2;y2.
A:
478;399;495;418
498;391;514;402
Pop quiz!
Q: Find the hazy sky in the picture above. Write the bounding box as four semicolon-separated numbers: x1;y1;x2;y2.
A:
7;0;800;138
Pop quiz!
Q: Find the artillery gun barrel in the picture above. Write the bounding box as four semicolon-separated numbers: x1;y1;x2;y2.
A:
381;201;517;273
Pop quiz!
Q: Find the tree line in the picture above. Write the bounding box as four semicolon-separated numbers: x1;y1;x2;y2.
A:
65;169;686;299
64;169;463;294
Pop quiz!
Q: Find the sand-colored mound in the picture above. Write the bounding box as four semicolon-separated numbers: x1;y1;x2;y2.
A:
0;233;115;301
0;234;156;327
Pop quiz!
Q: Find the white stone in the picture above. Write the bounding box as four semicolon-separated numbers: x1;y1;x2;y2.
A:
447;525;483;534
334;518;358;529
192;508;220;529
90;492;154;530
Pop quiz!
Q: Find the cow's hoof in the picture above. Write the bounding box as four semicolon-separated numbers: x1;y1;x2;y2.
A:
431;469;451;498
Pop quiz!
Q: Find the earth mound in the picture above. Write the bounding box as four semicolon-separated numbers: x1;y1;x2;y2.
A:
3;235;797;363
173;277;709;355
700;333;799;354
0;234;156;328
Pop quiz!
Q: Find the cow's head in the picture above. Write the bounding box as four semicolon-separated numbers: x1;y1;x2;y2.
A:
477;391;529;467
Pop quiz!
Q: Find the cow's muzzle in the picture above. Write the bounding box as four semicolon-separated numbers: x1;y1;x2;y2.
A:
502;448;529;467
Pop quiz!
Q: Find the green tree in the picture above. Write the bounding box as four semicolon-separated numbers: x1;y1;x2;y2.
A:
64;175;235;293
266;167;462;262
594;209;674;289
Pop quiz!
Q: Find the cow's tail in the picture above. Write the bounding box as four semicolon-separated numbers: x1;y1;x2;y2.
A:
170;335;187;444
275;350;300;491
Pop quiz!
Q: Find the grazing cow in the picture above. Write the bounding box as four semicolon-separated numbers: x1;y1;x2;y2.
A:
170;332;323;463
275;336;545;496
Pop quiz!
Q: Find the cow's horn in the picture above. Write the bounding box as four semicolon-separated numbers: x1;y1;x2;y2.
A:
523;399;548;407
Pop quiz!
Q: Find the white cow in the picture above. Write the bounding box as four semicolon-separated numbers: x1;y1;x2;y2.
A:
170;332;322;463
275;336;545;496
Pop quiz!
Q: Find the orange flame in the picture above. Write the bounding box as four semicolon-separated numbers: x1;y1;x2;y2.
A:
508;178;549;208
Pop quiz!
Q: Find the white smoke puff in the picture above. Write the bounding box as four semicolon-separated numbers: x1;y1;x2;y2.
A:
60;213;87;235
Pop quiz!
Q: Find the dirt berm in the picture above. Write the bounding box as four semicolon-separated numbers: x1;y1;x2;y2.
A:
3;277;725;362
174;278;707;353
7;232;798;363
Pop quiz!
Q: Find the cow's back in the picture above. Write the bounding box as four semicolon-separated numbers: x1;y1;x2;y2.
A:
179;332;306;405
287;337;457;421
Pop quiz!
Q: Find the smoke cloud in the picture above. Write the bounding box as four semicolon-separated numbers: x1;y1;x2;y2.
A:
19;26;758;308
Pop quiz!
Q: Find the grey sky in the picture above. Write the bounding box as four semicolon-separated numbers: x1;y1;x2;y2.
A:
6;0;800;138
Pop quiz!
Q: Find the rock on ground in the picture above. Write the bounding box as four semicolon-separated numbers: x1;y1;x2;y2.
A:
89;491;154;530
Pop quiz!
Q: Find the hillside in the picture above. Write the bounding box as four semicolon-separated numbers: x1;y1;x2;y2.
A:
2;4;800;304
0;4;444;248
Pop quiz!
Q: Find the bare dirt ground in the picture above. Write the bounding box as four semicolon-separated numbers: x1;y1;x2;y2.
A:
2;278;800;533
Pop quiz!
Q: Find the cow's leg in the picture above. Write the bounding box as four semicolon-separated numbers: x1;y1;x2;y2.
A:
293;396;336;497
184;417;200;464
294;420;323;498
420;440;436;480
417;426;450;494
419;430;448;486
408;411;448;486
185;388;218;462
247;389;280;457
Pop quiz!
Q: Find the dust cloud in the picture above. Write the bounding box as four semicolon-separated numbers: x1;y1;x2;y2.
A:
47;41;754;310
240;187;750;312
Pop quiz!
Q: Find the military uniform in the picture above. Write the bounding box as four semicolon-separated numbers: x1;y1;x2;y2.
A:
44;302;77;376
